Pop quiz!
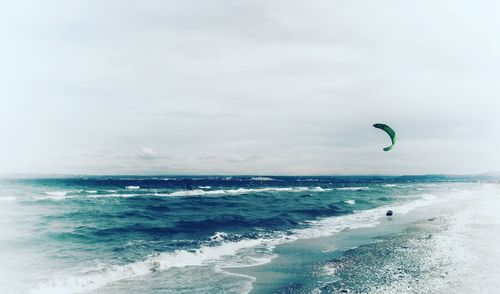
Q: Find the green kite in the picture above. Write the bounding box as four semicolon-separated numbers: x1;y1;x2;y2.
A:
373;123;396;151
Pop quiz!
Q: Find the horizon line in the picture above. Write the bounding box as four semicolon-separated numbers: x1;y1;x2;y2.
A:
1;172;497;179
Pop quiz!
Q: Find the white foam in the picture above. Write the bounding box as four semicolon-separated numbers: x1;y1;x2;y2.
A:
312;187;333;192
213;266;255;294
198;186;211;189
87;193;140;198
344;199;356;205
35;191;72;200
125;186;140;190
336;187;370;191
294;193;442;239
0;196;17;201
44;191;68;197
209;232;229;242
59;186;332;199
250;177;276;181
156;187;329;197
322;262;342;275
30;238;266;294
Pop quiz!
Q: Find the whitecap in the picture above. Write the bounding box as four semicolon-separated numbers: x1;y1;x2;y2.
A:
250;177;276;181
209;232;229;242
44;191;68;197
125;186;140;190
87;194;140;198
156;187;330;197
336;187;369;191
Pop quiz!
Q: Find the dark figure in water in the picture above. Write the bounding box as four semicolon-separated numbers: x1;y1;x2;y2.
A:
386;210;393;216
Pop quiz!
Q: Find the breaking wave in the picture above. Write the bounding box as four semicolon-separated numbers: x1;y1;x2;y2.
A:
126;186;141;190
336;187;370;191
157;187;332;197
30;238;273;294
250;177;276;181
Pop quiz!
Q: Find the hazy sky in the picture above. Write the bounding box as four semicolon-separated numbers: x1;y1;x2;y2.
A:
1;1;500;175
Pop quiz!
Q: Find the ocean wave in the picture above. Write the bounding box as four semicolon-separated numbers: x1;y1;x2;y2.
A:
35;191;73;200
209;232;229;242
87;193;140;198
198;186;211;189
30;238;270;294
336;187;370;191
126;186;141;190
250;177;276;181
32;187;331;199
293;193;442;240
44;191;68;197
157;187;332;197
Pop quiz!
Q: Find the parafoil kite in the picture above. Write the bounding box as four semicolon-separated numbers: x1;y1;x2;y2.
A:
373;123;396;151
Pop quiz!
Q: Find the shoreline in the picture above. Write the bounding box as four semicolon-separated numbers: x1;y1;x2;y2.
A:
227;184;500;293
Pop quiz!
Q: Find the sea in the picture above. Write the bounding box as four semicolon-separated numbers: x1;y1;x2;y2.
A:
0;175;498;293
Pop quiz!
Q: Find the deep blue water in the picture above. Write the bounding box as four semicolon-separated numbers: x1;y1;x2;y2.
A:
0;175;485;293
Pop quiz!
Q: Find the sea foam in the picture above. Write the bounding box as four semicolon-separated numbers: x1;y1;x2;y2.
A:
125;186;141;190
336;187;370;191
30;238;268;294
157;187;331;197
250;177;276;181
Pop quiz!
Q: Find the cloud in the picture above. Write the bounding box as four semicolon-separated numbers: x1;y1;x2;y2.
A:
1;1;500;175
226;154;259;163
138;147;158;160
194;155;217;160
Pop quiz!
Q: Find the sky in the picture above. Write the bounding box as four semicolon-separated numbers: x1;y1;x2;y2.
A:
1;0;500;175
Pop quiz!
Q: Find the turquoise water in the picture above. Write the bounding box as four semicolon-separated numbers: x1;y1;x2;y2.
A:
0;176;485;293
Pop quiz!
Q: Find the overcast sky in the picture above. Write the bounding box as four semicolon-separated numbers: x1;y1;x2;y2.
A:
1;1;500;175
